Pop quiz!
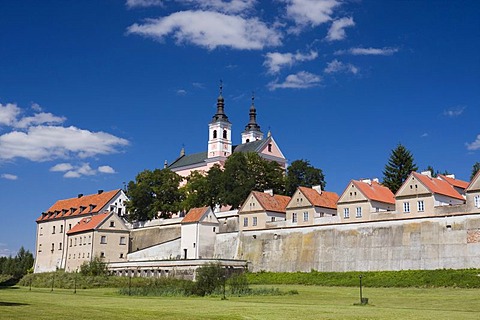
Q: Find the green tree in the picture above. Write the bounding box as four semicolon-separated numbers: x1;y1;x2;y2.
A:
126;168;184;221
0;246;34;280
80;256;109;276
181;171;210;211
471;162;480;180
383;144;418;193
205;164;225;209
194;263;225;296
222;152;285;208
285;159;325;196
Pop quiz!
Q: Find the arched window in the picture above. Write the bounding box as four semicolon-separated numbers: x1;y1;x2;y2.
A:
213;130;217;139
246;139;250;143
223;130;227;139
268;143;272;152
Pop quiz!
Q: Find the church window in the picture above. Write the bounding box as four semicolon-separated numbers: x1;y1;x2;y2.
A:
223;130;227;139
474;195;480;208
213;130;217;138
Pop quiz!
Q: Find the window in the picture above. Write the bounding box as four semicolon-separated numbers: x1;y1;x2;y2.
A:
303;212;309;222
100;236;107;244
59;243;62;250
40;227;43;236
292;212;298;223
52;226;56;234
271;217;276;222
246;139;250;143
268;143;272;152
110;221;115;227
120;236;126;245
60;225;63;233
253;217;257;226
356;207;362;218
88;235;91;244
403;202;410;213
243;217;248;227
100;252;105;258
79;237;82;246
213;130;217;138
51;243;54;252
70;239;72;247
475;195;480;208
213;227;216;232
417;200;425;212
74;238;77;246
120;253;124;259
68;224;72;230
223;130;227;139
38;244;42;252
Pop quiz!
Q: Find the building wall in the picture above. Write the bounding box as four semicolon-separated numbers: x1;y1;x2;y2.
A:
65;231;94;272
197;223;218;259
130;225;181;252
181;223;198;259
128;238;181;261
213;214;480;272
395;194;434;217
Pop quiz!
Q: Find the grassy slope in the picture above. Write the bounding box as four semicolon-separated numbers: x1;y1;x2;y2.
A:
1;285;480;320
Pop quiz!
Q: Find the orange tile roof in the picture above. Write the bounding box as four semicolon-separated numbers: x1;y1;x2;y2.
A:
298;187;339;209
438;174;469;190
182;207;209;223
37;189;121;222
353;180;395;204
252;191;291;213
412;172;464;200
67;212;110;235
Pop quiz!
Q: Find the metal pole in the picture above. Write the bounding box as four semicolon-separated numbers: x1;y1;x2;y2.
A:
128;272;132;296
74;271;77;294
222;274;226;300
51;273;55;292
359;275;363;304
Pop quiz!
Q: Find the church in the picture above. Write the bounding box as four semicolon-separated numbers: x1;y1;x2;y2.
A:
167;84;287;177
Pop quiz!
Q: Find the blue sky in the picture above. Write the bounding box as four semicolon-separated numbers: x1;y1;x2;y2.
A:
1;0;479;257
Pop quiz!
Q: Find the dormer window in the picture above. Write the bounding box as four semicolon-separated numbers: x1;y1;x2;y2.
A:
70;207;76;214
79;206;86;213
89;204;96;212
62;209;68;216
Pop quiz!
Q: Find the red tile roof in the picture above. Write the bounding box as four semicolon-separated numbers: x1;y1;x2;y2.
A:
353;180;395;204
67;212;110;235
182;207;210;223
298;187;339;209
252;191;291;213
37;189;121;222
438;174;469;190
412;172;464;200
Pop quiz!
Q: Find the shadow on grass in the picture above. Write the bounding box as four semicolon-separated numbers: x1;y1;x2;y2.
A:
0;301;29;307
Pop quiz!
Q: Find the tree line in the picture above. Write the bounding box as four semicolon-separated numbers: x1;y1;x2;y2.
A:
125;152;325;221
0;247;34;283
126;146;480;222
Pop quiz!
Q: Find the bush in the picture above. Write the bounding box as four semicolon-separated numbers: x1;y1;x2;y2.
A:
229;273;250;295
80;256;109;277
194;263;225;296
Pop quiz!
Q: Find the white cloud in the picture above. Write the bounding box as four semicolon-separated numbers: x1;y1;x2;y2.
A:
98;165;116;174
336;47;399;56
324;59;358;74
126;0;164;8
443;106;465;117
466;135;480;151
15;112;65;129
127;10;282;50
326;17;355;41
50;163;74;172
268;71;321;90
284;0;340;31
31;103;42;112
0;243;12;257
183;0;257;14
176;89;187;95
64;171;82;178
0;103;21;127
1;173;18;180
421;133;429;138
0;125;129;162
264;50;318;74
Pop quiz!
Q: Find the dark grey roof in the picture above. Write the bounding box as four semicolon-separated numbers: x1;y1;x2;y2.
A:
233;139;266;153
168;151;208;170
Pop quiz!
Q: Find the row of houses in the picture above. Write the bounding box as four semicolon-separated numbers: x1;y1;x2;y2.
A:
34;170;480;273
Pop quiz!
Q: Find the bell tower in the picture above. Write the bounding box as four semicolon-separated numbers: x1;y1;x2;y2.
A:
208;81;232;159
241;94;263;144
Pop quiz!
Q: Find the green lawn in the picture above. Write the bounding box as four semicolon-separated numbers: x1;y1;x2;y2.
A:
1;285;479;320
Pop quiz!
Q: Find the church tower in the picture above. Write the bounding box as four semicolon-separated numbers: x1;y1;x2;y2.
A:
241;94;263;144
208;82;232;159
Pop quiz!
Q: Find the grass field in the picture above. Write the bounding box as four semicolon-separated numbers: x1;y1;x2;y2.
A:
1;285;479;320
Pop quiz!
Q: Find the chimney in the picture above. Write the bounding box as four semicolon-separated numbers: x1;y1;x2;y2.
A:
446;174;455;179
164;160;168;169
372;178;379;183
98;189;104;194
264;189;273;196
78;194;83;198
421;171;432;178
361;178;372;185
312;185;322;194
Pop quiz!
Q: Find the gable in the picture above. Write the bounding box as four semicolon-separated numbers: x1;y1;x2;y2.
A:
396;174;430;197
258;136;285;160
338;181;368;204
286;189;313;209
239;193;265;213
97;213;128;232
467;170;480;192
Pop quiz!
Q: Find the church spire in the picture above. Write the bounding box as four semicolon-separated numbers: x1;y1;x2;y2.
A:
241;92;264;144
211;80;230;123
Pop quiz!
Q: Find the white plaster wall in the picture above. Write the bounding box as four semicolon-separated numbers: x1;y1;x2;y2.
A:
128;238;181;261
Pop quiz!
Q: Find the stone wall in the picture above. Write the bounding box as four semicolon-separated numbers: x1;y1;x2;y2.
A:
214;214;480;272
130;225;181;252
